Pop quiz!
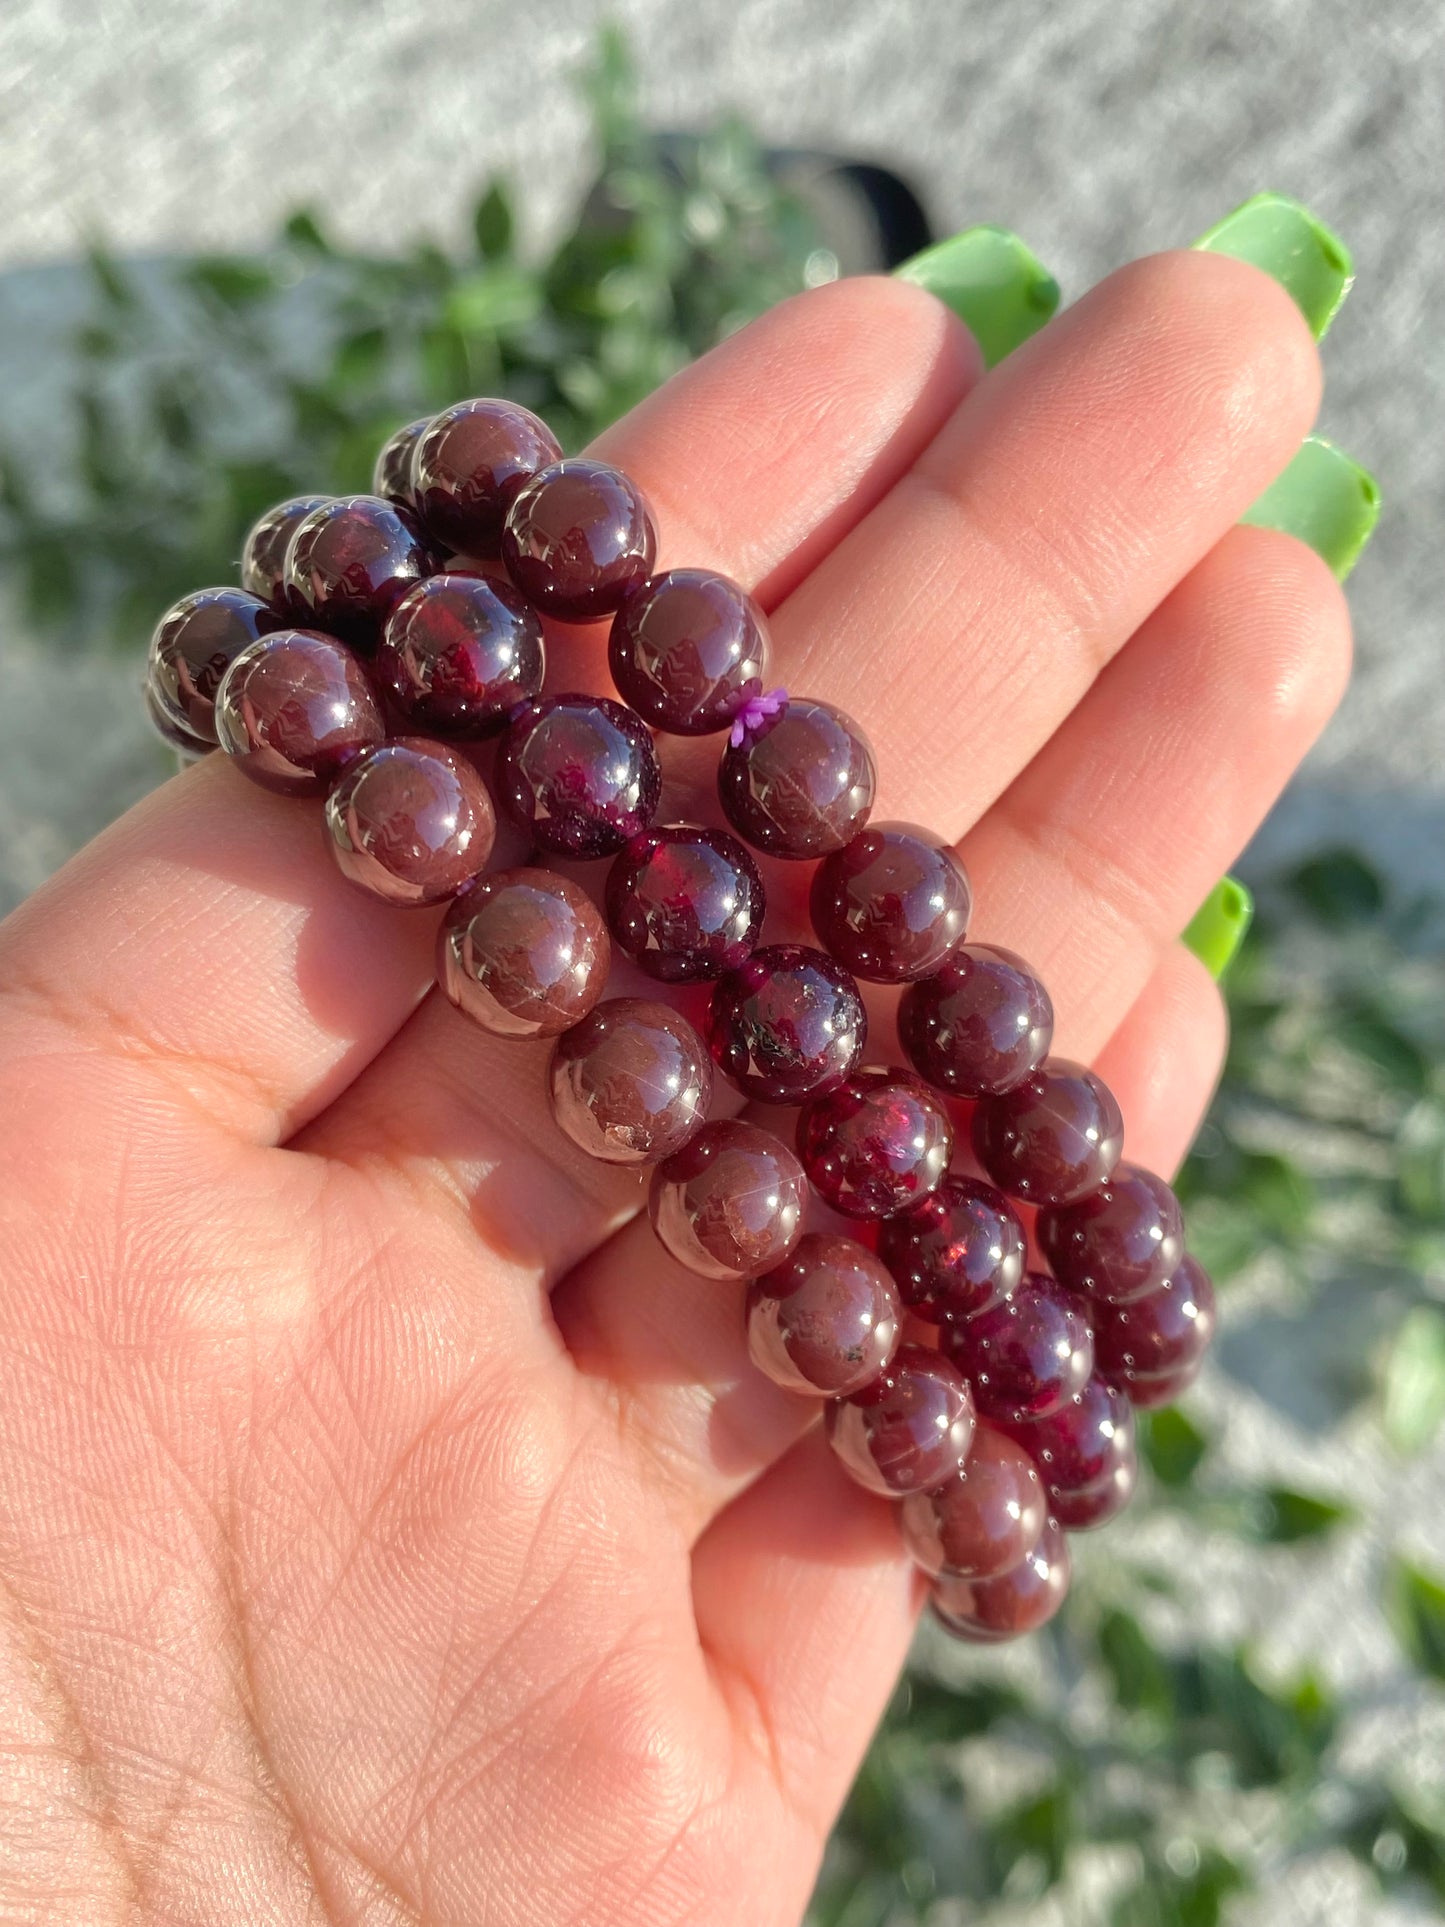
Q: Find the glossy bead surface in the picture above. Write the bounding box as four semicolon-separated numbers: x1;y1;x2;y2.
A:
1037;1163;1186;1305
495;694;661;859
650;1119;807;1281
378;572;544;738
548;998;711;1165
717;697;876;859
147;587;283;743
372;416;432;504
439;868;609;1039
324;737;495;906
1005;1375;1137;1531
746;1233;902;1396
878;1175;1026;1324
900;1423;1047;1579
605;825;764;983
214;629;384;796
796;1068;953;1220
944;1274;1094;1422
932;1516;1070;1642
608;568;770;734
239;494;329;610
145;685;212;759
502;458;656;621
706;943;867;1105
1093;1256;1216;1407
411;398;562;555
284;495;435;648
826;1344;974;1497
809;823;971;983
972;1058;1124;1206
899;943;1053;1097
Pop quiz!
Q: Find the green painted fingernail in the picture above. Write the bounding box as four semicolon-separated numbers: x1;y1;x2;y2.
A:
894;225;1061;368
1242;434;1380;579
1194;192;1353;339
1184;877;1255;981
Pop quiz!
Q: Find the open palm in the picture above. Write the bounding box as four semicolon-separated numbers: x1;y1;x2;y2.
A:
0;254;1345;1925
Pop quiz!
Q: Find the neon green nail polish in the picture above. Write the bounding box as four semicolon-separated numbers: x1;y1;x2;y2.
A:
1242;435;1380;579
894;225;1061;368
1184;877;1255;981
1193;193;1353;340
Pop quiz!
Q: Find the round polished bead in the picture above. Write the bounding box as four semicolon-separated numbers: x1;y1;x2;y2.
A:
439;868;609;1039
746;1233;902;1397
324;738;495;906
378;572;544;738
650;1119;807;1281
240;494;330;610
972;1058;1124;1207
1093;1256;1216;1407
495;694;661;859
608;568;770;734
931;1516;1070;1642
144;685;212;759
548;998;711;1165
899;944;1053;1098
411;398;562;555
826;1344;974;1497
605;825;765;983
1037;1163;1186;1305
809;823;971;984
372;416;432;505
944;1274;1094;1422
900;1422;1047;1580
147;587;283;744
214;629;385;796
502;458;656;621
706;943;867;1105
878;1175;1026;1324
716;697;876;860
284;495;436;648
796;1068;953;1220
1005;1375;1137;1531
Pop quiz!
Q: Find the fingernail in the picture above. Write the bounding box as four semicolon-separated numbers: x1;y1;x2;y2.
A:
894;225;1061;368
1193;192;1353;340
1242;435;1381;579
1183;877;1255;981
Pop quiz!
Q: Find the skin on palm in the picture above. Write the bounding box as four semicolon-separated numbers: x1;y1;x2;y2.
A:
0;258;1345;1926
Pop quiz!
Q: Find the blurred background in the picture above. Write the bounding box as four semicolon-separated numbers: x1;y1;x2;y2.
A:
1;3;1443;1922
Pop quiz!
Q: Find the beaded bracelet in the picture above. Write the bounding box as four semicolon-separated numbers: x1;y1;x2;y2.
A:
144;395;1217;1645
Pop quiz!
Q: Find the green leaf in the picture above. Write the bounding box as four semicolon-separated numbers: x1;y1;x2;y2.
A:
185;257;277;306
1334;1002;1429;1094
1383;1306;1445;1454
284;208;333;254
1237;1148;1314;1244
1098;1608;1173;1715
1288;846;1385;925
1399;1102;1445;1226
1111;1846;1247;1927
1140;1407;1211;1487
986;1779;1074;1891
1246;1485;1354;1543
473;181;515;260
1386;1558;1445;1680
445;268;543;336
86;243;137;309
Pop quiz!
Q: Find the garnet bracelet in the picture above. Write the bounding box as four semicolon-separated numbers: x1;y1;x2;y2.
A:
144;395;1216;1644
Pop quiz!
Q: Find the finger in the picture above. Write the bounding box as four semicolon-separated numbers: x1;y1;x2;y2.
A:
0;276;977;1152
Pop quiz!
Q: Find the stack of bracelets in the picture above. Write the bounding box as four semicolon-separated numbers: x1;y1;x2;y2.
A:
144;395;1217;1645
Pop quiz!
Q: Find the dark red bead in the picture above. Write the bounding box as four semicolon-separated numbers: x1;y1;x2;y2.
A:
898;943;1053;1097
932;1515;1070;1642
900;1422;1047;1579
878;1175;1026;1324
796;1068;953;1220
608;568;770;735
214;629;384;796
372;416;432;505
826;1344;974;1496
1037;1162;1185;1305
650;1119;807;1281
548;998;711;1165
495;694;661;859
502;458;656;621
284;495;436;648
717;697;876;859
377;572;544;738
239;494;329;610
972;1058;1124;1206
439;868;609;1039
809;823;971;984
324;737;495;906
411;398;562;555
1093;1256;1216;1407
706;943;867;1105
1004;1374;1137;1531
605;825;765;983
147;587;282;744
944;1274;1094;1422
145;685;211;760
746;1233;902;1397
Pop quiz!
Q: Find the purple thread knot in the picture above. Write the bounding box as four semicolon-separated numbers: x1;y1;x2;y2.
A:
729;686;789;749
